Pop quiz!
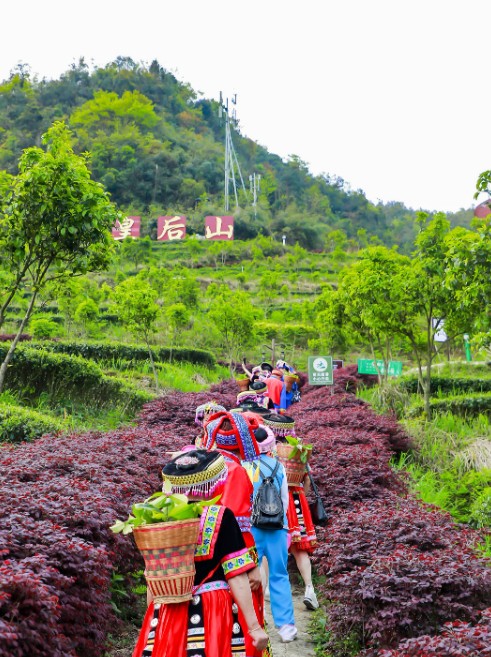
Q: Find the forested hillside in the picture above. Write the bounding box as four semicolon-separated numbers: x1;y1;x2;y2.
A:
0;57;472;251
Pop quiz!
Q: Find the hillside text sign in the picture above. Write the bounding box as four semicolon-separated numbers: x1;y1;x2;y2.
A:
308;356;334;386
357;359;403;377
112;216;141;240
112;216;235;241
157;215;187;241
205;216;234;240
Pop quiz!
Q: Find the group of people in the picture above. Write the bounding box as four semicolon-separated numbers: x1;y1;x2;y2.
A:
131;362;319;657
240;358;301;413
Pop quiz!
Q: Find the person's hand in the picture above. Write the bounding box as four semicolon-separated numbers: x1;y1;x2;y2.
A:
247;566;262;592
248;626;268;650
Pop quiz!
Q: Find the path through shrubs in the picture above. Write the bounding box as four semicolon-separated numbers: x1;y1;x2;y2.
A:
1;371;490;656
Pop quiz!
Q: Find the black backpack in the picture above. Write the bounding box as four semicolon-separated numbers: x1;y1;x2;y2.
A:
251;459;284;530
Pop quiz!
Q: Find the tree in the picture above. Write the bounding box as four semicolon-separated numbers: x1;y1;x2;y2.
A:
74;298;100;336
0;121;118;392
112;277;161;390
333;215;490;417
208;289;257;375
336;246;412;383
166;303;189;358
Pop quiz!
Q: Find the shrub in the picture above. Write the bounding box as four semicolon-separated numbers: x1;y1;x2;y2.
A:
0;404;66;442
0;386;235;657
470;488;491;529
366;607;491;657
25;340;216;367
0;333;32;342
314;495;491;651
409;393;491;418
0;345;152;413
400;376;491;395
30;318;61;340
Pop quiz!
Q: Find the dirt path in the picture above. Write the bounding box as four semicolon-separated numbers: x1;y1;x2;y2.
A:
264;586;316;656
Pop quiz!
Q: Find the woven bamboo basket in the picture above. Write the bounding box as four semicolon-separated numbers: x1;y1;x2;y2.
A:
284;374;299;392
236;378;251;392
276;443;308;486
133;517;201;604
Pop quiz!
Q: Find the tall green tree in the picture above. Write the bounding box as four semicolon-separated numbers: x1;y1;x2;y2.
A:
112;277;161;390
336;246;411;382
0;121;118;392
333;214;490;417
208;289;257;375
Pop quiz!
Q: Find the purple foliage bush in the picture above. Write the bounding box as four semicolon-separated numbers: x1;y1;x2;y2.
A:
0;389;234;657
0;334;32;342
287;369;491;654
1;368;490;656
365;607;491;657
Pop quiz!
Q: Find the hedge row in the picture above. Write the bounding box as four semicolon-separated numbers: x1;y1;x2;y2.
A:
0;385;238;657
0;403;67;442
2;371;490;656
400;375;491;395
25;340;216;367
0;334;32;342
408;392;491;418
0;345;152;413
290;369;491;655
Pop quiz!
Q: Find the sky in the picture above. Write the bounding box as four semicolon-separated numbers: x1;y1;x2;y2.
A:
1;0;490;213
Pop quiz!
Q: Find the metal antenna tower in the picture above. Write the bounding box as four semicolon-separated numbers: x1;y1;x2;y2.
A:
219;92;247;212
249;172;261;218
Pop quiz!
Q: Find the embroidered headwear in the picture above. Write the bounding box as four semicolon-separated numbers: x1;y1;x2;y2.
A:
195;402;226;427
204;411;260;462
250;380;267;394
162;449;228;499
263;412;296;437
254;425;276;454
236;390;258;406
231;401;270;416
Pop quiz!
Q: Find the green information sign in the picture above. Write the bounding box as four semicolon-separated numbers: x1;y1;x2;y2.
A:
357;359;403;377
308;356;334;386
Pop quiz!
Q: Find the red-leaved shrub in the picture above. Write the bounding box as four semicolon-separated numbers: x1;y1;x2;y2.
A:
365;607;491;657
1;368;490;657
0;389;234;657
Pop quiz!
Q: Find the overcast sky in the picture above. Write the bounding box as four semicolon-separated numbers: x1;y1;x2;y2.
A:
1;0;489;212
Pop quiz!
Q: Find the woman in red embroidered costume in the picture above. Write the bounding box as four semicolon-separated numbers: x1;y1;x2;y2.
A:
132;450;268;657
203;410;270;657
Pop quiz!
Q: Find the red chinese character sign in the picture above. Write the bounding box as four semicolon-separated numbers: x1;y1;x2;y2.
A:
204;216;234;240
112;216;141;240
157;216;187;241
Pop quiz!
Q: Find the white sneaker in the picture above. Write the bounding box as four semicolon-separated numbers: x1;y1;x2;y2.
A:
303;585;319;610
278;624;298;642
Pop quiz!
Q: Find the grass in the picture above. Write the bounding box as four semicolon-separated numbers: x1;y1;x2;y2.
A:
103;360;231;393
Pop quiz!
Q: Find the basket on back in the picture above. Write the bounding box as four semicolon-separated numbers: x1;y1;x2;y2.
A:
284;374;299;392
133;517;201;604
276;442;308;486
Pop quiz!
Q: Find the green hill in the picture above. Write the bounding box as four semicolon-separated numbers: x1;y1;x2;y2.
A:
0;57;473;251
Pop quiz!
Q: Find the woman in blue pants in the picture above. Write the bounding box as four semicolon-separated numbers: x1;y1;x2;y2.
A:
247;427;298;643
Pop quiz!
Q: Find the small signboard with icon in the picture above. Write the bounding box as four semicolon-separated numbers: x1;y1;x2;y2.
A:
308;356;334;386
